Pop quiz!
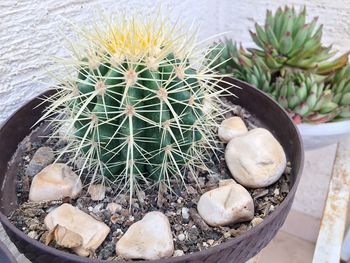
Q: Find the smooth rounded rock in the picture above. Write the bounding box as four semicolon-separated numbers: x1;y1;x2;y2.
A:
197;183;254;227
225;128;287;188
116;211;174;260
44;203;110;257
218;117;248;143
25;147;54;177
29;163;82;202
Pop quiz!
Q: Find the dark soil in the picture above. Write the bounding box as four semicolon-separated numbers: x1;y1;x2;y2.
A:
8;104;291;261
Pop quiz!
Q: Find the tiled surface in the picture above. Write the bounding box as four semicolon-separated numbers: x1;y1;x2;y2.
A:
258;231;315;263
292;143;337;219
282;209;321;243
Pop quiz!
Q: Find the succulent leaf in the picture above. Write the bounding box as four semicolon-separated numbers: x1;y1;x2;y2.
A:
207;5;350;124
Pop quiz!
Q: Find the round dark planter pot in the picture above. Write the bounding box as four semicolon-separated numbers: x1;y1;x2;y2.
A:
0;77;304;263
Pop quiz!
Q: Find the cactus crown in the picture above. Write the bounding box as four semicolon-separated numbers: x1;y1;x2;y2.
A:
41;11;229;199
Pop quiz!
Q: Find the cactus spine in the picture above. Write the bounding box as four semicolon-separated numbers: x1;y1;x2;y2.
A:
42;13;228;198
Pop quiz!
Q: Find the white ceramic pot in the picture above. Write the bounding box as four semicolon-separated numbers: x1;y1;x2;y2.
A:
297;120;350;149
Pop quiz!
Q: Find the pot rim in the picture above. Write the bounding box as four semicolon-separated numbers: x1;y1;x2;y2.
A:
0;79;304;263
298;119;350;136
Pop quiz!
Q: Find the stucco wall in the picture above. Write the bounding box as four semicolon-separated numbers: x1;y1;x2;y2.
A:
1;0;350;124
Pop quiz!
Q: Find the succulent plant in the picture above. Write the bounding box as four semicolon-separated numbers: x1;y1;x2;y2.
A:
208;40;272;92
326;65;350;120
41;13;228;198
273;73;334;123
208;5;350;124
272;70;350;123
249;6;349;74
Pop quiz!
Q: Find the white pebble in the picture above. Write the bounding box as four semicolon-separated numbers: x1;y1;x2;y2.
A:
29;163;82;202
218;116;248;143
116;211;174;260
107;203;122;214
197;183;254;226
173;250;184;257
177;233;185;241
225;128;287;188
181;207;190;220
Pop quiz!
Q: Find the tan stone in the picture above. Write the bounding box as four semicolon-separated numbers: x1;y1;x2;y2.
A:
197;183;254;227
29;163;82;202
218;116;248;143
116;211;174;260
225;128;287;188
46;225;83;248
44;204;110;257
107;202;122;214
88;184;105;201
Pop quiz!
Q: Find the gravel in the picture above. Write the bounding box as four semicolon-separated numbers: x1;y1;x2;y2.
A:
8;103;291;260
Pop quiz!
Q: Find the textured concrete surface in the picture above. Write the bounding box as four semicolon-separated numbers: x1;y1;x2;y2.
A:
1;0;350;124
293;143;337;219
259;230;315;263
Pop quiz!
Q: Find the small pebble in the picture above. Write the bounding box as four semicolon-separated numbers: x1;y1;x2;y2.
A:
173;250;184;257
223;232;231;238
107;203;122;214
207;239;214;246
25;147;54;177
132;203;140;209
251;217;264;227
27;230;38;239
93;203;104;214
88;184;106;201
274;188;280;195
181;207;190;221
121;209;129;217
110;215;119;224
178;233;185;241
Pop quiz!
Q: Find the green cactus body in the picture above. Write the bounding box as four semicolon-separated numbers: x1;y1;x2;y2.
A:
73;55;206;181
42;14;227;198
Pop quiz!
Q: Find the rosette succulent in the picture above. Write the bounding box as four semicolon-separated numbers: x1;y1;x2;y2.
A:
274;73;335;123
208;5;350;124
249;6;349;74
208;40;272;92
326;65;350;120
